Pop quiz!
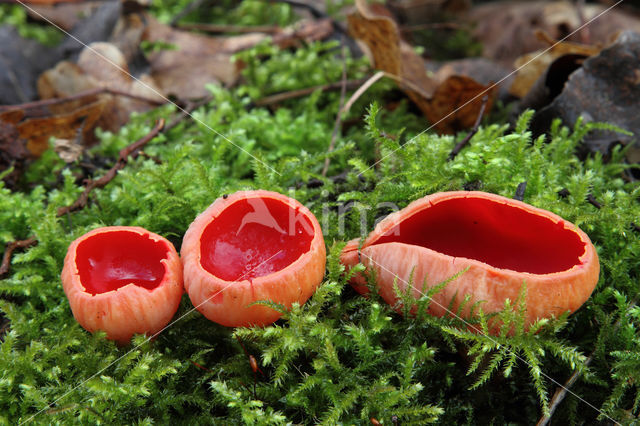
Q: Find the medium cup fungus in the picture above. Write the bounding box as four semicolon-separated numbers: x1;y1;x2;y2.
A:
340;191;599;332
61;226;183;344
181;190;326;327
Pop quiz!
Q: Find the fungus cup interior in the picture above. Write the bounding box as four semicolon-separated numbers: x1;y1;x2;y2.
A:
373;196;587;274
76;231;169;295
200;197;314;281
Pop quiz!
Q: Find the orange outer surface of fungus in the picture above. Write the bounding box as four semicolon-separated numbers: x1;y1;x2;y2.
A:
340;191;600;331
181;190;326;327
61;226;183;344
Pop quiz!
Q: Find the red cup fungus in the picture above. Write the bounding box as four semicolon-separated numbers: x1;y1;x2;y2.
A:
181;190;326;327
61;226;183;344
340;191;600;333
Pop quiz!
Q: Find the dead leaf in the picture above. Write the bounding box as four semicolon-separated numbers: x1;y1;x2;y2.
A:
467;1;640;67
509;31;601;98
16;100;106;156
37;42;164;146
26;2;104;31
527;31;640;157
142;17;248;99
429;57;514;101
348;0;493;133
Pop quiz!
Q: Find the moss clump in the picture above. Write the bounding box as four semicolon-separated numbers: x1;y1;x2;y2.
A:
1;36;640;426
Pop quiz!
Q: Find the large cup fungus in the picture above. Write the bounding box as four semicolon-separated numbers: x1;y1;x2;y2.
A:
340;191;599;332
181;190;326;327
61;226;183;344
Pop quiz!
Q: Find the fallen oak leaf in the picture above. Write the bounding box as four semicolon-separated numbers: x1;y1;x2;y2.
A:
348;0;494;133
11;100;106;156
34;42;165;151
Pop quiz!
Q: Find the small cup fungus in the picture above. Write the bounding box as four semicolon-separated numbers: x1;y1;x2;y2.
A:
340;191;600;333
181;190;326;327
61;226;183;344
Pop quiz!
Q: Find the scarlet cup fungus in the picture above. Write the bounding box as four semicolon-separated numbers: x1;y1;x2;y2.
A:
61;226;183;344
181;190;326;327
340;191;599;332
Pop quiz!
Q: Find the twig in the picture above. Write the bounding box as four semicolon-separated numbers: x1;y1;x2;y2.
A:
0;87;165;112
340;71;385;116
56;119;165;217
587;193;602;209
0;237;37;278
448;95;488;160
322;45;348;177
254;77;370;107
176;22;281;34
538;292;640;425
514;181;527;201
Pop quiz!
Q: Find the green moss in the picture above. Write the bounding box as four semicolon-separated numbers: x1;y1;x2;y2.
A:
1;36;640;426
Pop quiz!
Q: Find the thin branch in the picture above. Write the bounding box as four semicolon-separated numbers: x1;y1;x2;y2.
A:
587;193;602;209
56;119;165;217
322;45;348;177
0;87;165;112
340;71;385;116
448;95;488;160
253;77;370;107
176;22;281;34
0;237;37;278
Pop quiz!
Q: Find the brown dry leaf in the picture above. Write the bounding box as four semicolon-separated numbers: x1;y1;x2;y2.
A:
142;17;255;99
509;31;601;98
467;1;640;67
26;2;104;31
37;42;164;150
9;100;106;156
349;0;493;133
